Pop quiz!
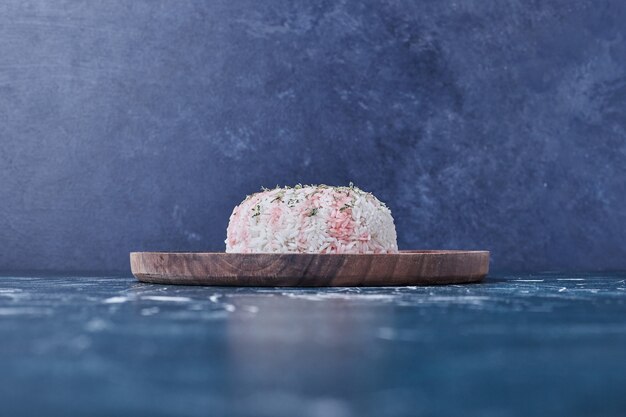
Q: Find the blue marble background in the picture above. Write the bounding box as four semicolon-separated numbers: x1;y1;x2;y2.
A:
0;0;624;272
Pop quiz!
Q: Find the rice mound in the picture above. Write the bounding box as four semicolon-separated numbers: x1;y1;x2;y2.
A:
225;184;398;254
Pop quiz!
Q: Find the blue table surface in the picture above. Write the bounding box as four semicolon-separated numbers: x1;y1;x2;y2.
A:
1;272;625;417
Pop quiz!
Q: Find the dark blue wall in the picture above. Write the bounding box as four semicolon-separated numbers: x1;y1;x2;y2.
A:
1;0;625;272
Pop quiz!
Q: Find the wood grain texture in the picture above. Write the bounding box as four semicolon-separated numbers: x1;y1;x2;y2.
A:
130;250;489;286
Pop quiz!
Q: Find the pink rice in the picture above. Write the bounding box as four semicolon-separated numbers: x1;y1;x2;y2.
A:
225;185;398;254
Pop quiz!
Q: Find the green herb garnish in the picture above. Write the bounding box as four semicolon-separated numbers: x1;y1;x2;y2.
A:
271;191;285;203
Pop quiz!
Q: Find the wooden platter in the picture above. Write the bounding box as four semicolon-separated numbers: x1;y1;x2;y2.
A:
130;250;489;287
